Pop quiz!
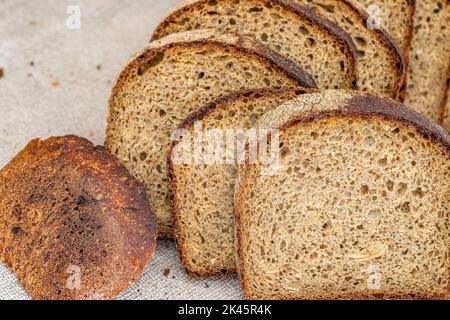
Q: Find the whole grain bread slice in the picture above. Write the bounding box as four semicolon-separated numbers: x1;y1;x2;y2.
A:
168;87;315;277
152;0;358;90
105;29;317;238
353;0;416;100
0;136;157;300
404;0;450;123
443;84;450;132
353;0;415;63
291;0;404;98
236;90;450;300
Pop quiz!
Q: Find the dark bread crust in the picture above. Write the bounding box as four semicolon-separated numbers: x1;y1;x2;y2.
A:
151;0;358;89
235;91;450;300
0;136;157;300
168;87;315;277
279;94;450;153
105;31;317;239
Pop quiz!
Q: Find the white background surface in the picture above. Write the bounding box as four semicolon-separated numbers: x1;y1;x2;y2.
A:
0;0;243;300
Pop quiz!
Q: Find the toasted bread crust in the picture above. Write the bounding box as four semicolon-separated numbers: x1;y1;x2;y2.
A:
151;0;358;89
105;30;317;239
167;87;316;277
0;136;157;300
235;91;450;300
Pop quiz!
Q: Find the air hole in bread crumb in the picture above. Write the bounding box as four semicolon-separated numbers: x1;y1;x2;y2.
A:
386;180;394;191
397;183;408;195
140;152;148;161
317;3;335;13
280;146;290;159
306;38;316;47
354;37;367;47
400;202;411;213
361;185;369;195
412;188;424;198
261;33;268;42
138;52;165;75
299;26;310;35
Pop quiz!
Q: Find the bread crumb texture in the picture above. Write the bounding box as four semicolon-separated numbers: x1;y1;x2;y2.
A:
237;91;450;300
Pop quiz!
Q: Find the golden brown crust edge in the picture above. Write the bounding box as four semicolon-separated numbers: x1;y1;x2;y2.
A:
167;87;316;278
151;0;359;89
0;136;158;300
235;92;450;300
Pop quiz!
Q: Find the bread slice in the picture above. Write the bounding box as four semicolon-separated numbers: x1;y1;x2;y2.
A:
353;0;415;100
168;87;315;277
354;0;415;62
152;0;358;90
443;85;450;132
291;0;404;98
236;91;450;300
105;30;317;238
0;136;157;300
404;0;450;123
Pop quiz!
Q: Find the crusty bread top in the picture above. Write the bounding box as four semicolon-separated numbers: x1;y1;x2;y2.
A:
256;90;450;154
120;29;317;90
0;136;157;300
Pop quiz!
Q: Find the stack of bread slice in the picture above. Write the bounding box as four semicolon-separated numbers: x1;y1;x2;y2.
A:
106;0;450;299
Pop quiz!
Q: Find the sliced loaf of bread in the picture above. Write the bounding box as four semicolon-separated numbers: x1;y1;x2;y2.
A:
105;30;316;238
236;90;450;300
293;0;404;98
152;0;358;90
168;87;314;276
404;0;450;122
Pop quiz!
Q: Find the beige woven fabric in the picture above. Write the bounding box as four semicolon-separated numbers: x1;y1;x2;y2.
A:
0;0;243;300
